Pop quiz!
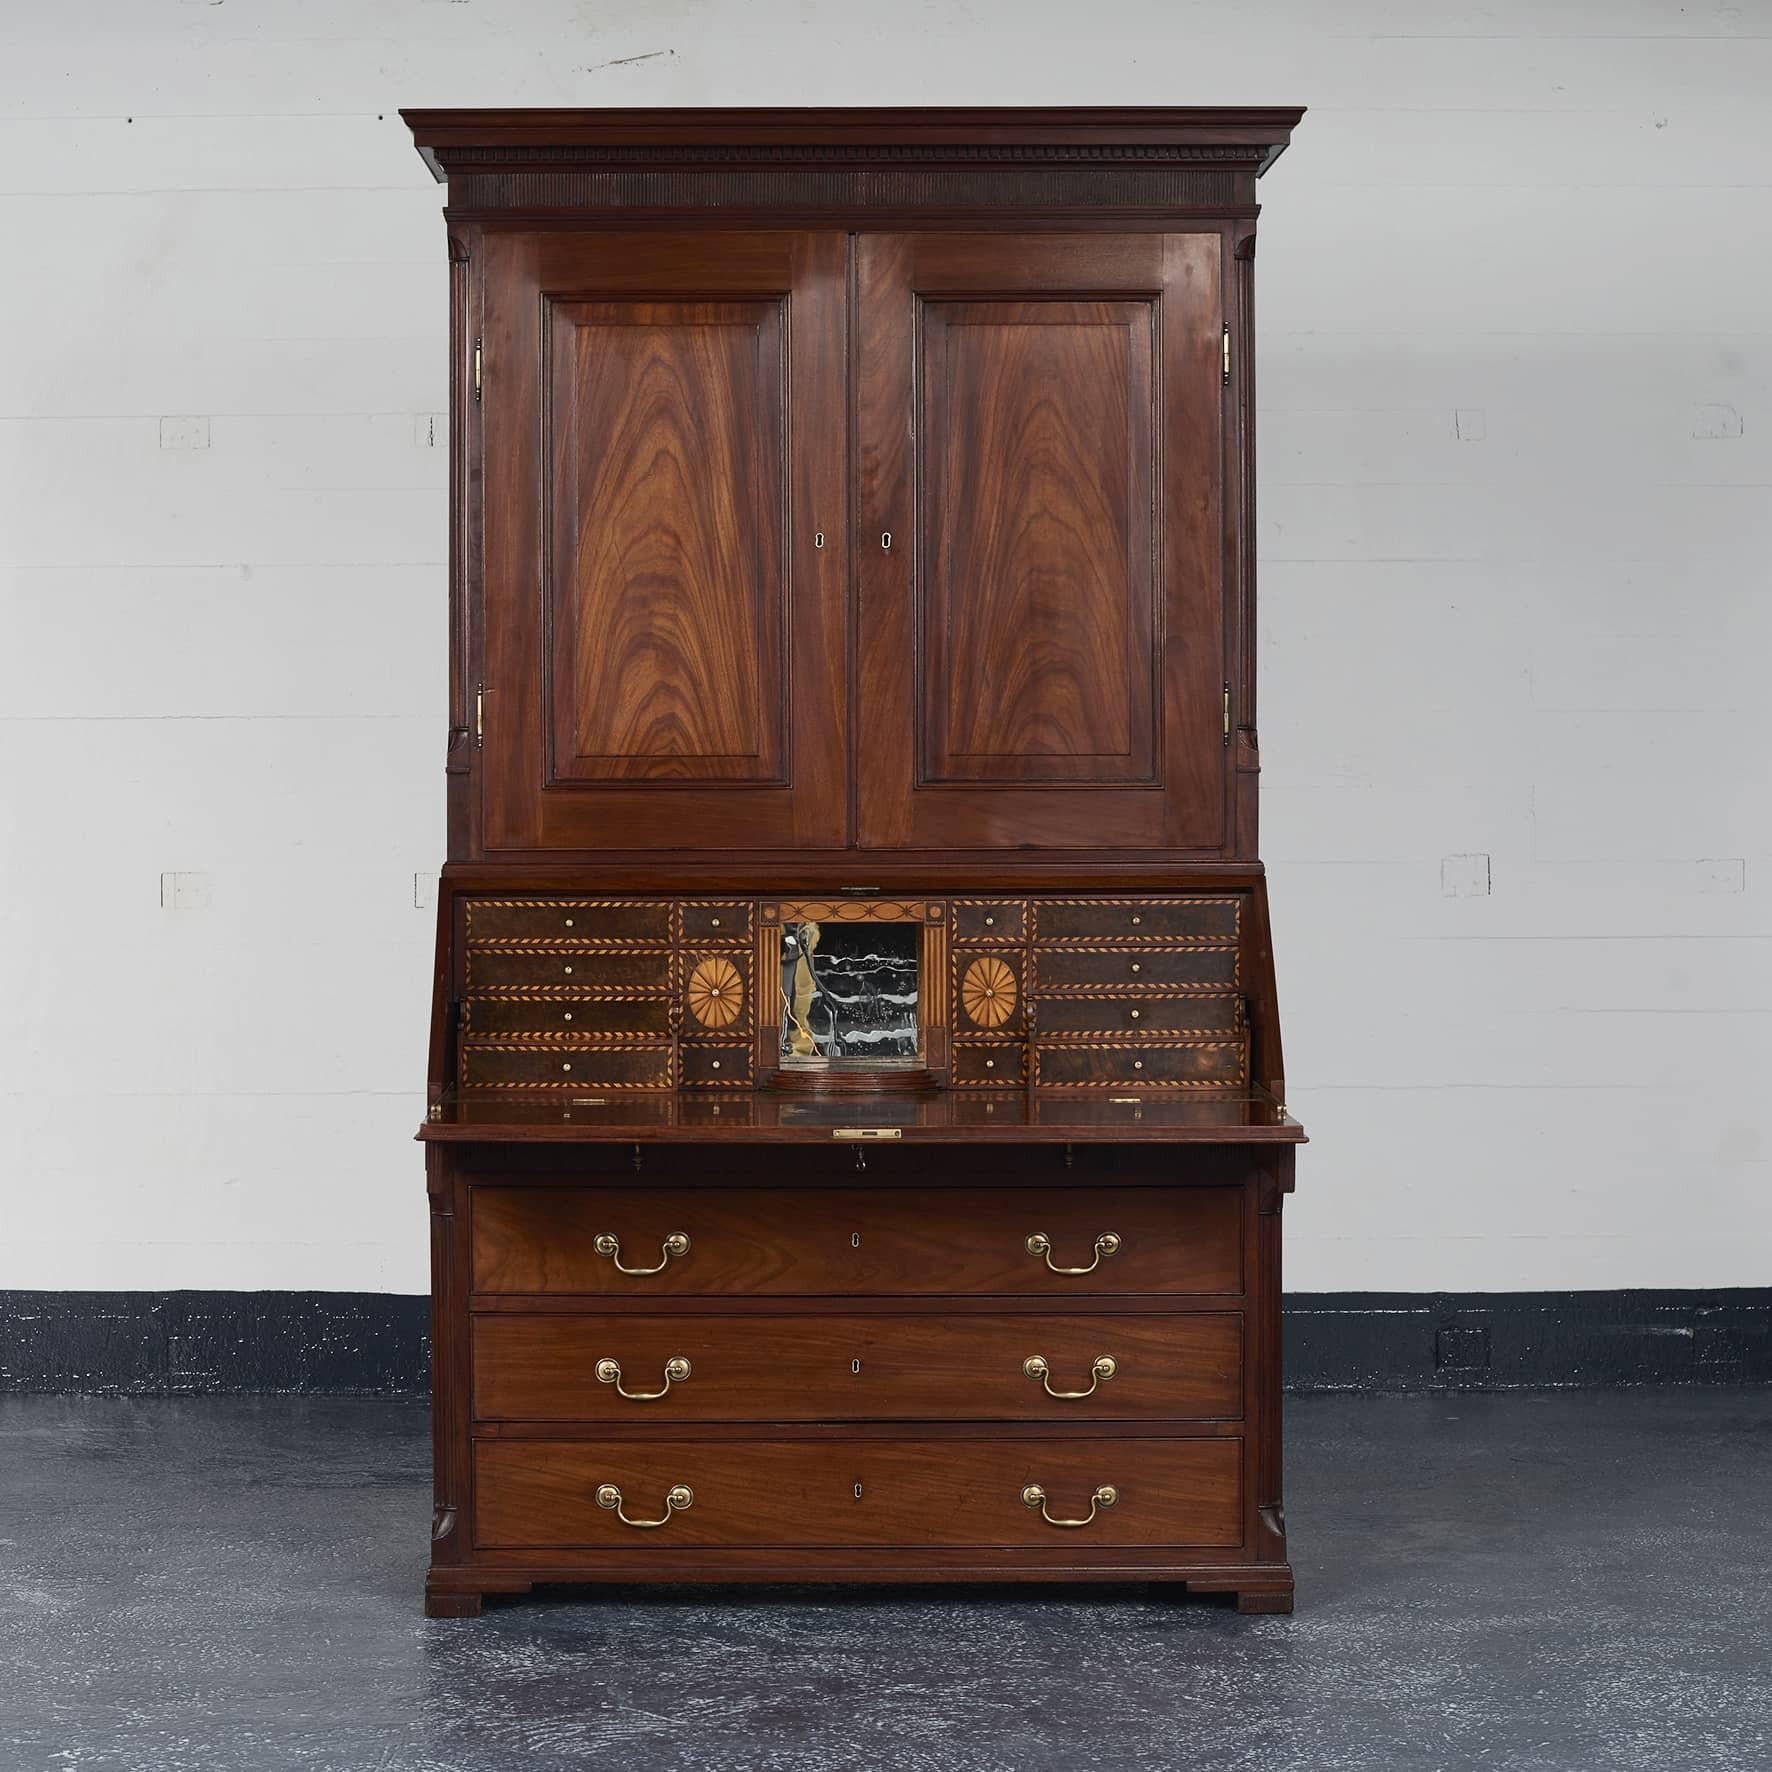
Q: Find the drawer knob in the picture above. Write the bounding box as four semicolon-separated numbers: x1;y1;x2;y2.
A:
595;1482;693;1529
1128;1008;1141;1021
1021;1483;1118;1528
1130;962;1141;974
593;1231;690;1276
1023;1354;1117;1399
1025;1231;1121;1275
595;1355;690;1401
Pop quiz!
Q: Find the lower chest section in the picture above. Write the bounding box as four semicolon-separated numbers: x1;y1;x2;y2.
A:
437;1150;1282;1569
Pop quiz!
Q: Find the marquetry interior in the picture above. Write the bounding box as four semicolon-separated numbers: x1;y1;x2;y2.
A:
456;892;1249;1094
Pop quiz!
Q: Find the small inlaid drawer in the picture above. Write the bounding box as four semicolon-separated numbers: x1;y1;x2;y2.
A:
464;950;672;993
474;1436;1243;1550
952;1042;1026;1087
680;901;751;945
460;1044;673;1091
465;898;671;947
1033;898;1240;944
1034;947;1237;992
463;998;672;1038
473;1312;1243;1424
1033;1040;1249;1090
1035;993;1243;1037
953;899;1028;944
680;1044;750;1088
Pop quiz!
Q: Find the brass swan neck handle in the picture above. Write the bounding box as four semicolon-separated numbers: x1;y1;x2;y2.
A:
592;1231;689;1276
595;1483;693;1529
596;1356;690;1401
1022;1483;1118;1528
1025;1231;1120;1275
1023;1354;1117;1399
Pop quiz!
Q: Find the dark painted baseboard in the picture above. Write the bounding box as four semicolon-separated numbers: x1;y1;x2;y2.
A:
1;1289;1767;1397
0;1292;432;1397
1285;1291;1771;1391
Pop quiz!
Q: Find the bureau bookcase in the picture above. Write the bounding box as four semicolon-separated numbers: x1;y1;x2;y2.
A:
405;107;1305;1616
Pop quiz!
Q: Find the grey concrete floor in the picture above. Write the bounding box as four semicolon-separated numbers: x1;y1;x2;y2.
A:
1;1392;1769;1772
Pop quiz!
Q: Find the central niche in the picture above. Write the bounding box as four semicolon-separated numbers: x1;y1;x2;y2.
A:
778;920;920;1066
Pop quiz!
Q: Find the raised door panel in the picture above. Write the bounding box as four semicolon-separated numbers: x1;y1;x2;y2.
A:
857;233;1226;853
547;300;784;787
923;300;1155;786
480;232;847;853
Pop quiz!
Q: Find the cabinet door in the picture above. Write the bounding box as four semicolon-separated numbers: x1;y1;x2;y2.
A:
480;233;847;852
856;234;1225;852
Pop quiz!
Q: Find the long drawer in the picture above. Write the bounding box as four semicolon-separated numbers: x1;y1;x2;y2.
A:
473;1312;1243;1423
1035;993;1243;1036
1032;1040;1249;1090
460;1045;673;1091
463;998;672;1038
1032;898;1240;944
465;898;670;946
1034;947;1237;991
464;949;671;993
472;1186;1242;1297
474;1437;1243;1550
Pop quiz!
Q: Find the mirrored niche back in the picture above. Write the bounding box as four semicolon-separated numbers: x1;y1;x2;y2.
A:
778;919;921;1068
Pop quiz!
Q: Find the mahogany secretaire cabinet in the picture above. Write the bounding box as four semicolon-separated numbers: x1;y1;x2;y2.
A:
404;106;1306;1617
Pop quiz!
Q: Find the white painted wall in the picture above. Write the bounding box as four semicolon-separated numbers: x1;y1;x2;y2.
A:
1;0;1766;1295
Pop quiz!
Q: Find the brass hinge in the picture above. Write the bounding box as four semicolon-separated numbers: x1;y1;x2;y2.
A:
831;1127;902;1141
1223;681;1232;744
473;338;482;403
1222;322;1231;385
474;681;485;747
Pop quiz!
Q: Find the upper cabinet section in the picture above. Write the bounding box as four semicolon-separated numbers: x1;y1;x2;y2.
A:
408;108;1303;864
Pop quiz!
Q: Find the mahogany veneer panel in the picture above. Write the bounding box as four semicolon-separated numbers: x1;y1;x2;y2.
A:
474;1311;1243;1423
474;1436;1243;1550
471;1186;1243;1297
923;299;1156;786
